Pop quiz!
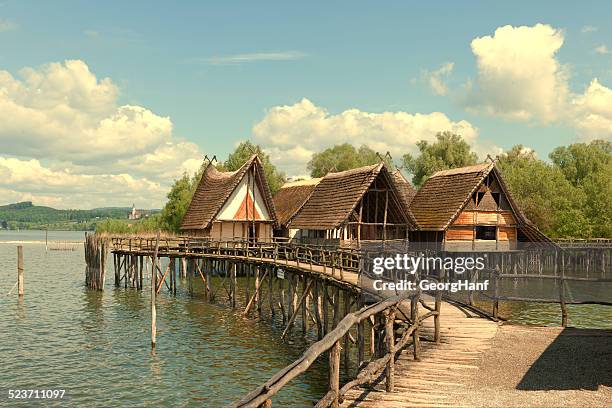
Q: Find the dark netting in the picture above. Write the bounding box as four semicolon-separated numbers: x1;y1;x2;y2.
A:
360;244;612;306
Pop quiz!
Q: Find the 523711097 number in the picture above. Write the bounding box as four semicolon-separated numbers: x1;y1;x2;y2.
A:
8;389;65;399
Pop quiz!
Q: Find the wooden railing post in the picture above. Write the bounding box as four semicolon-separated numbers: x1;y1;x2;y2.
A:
329;340;341;408
434;287;442;344
492;267;499;319
411;294;420;360
385;308;395;392
560;251;568;327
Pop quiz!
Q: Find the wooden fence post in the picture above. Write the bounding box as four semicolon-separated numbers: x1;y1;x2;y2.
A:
434;288;441;344
385;308;395;392
560;251;568;327
329;340;341;408
411;295;420;360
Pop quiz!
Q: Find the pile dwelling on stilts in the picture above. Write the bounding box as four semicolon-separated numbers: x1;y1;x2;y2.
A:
408;162;553;251
274;162;418;251
180;154;278;241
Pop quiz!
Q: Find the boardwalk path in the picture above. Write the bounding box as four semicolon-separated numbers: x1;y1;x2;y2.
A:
342;301;500;408
342;302;611;408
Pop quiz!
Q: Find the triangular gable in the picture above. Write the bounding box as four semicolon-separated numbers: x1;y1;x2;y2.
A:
217;166;271;221
233;192;262;220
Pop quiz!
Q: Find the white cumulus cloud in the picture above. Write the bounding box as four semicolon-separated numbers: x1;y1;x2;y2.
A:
0;60;204;208
252;98;482;176
466;24;569;123
422;62;454;96
465;23;612;141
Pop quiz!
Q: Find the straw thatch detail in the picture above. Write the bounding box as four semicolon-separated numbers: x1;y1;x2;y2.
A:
391;169;417;215
273;179;321;227
180;155;278;230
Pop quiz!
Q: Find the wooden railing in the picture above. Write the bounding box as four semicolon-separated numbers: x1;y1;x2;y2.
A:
110;237;362;282
229;288;441;408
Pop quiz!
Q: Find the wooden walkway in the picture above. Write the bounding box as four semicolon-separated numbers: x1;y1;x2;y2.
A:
342;301;500;408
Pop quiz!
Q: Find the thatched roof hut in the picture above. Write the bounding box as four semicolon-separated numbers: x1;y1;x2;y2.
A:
280;163;416;247
181;155;278;241
409;162;552;249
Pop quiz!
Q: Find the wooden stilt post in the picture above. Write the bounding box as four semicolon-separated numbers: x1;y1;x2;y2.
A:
322;282;329;335
17;245;24;296
151;232;160;349
114;253;119;287
231;262;237;308
268;266;274;317
301;276;308;334
255;266;261;315
287;272;295;318
312;280;322;339
342;290;350;373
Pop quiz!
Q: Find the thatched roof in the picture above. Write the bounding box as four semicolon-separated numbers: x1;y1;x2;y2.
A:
391;170;417;213
273;178;321;227
290;163;417;230
409;162;551;242
180;155;277;230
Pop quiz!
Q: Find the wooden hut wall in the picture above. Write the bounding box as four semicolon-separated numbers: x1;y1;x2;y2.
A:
444;171;520;251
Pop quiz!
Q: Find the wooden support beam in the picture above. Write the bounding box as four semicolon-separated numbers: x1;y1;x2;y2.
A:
244;268;270;316
281;279;315;340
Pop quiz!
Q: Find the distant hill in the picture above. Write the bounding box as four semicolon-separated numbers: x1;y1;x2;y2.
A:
0;201;159;231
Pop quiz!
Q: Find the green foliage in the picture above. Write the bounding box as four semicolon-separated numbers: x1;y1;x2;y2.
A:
159;173;198;232
402;131;479;187
95;214;162;234
307;143;392;177
218;141;286;194
498;149;591;238
0;201;141;230
549;140;611;237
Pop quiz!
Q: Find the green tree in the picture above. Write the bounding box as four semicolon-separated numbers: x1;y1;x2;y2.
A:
159;173;196;232
498;145;591;238
549;140;611;237
307;143;392;177
218;141;286;194
402;131;479;187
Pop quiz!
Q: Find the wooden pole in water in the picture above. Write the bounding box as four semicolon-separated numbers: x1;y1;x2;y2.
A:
17;245;24;296
151;232;160;349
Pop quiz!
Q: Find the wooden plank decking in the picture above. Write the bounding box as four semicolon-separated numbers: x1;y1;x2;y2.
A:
342;301;500;408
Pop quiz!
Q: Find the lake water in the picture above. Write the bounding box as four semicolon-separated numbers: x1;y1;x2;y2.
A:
0;231;327;407
0;231;609;407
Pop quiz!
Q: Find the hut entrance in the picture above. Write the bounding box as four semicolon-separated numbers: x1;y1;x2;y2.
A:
248;224;260;242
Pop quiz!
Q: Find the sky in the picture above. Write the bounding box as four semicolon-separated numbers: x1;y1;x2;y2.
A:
0;1;610;209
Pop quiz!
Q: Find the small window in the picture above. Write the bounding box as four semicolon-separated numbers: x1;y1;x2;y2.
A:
491;192;501;208
475;226;496;240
